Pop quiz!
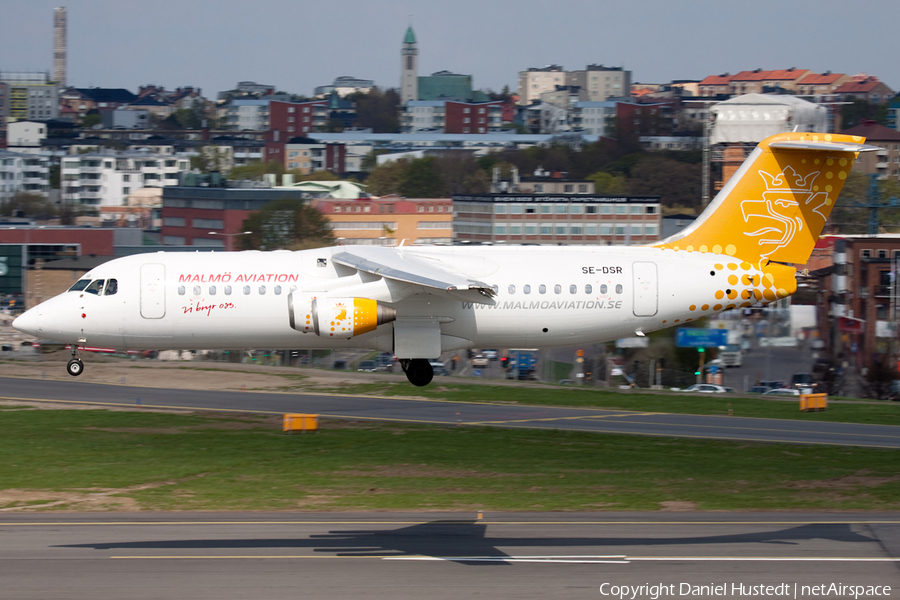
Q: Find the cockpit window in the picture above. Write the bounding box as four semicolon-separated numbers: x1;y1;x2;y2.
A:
84;279;105;295
69;279;91;292
104;279;118;296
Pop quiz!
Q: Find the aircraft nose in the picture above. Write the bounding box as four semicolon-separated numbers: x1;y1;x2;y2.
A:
12;308;40;336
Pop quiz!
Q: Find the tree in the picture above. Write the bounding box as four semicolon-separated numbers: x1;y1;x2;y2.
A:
229;160;285;181
841;98;888;129
587;172;628;195
80;111;101;128
627;156;702;212
0;192;57;218
240;198;334;251
399;157;443;198
350;87;401;133
365;159;411;196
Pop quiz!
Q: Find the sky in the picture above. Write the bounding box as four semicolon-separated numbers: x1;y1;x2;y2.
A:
1;0;898;98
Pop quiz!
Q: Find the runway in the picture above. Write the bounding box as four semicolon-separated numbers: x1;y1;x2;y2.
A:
1;512;898;599
1;376;899;448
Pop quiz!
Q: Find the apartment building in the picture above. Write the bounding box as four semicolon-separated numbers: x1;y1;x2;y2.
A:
795;72;852;97
570;101;616;136
0;150;50;200
840;121;900;181
0;73;59;123
566;65;631;102
834;76;895;104
283;140;347;174
518;66;566;106
61;152;189;207
402;101;503;133
452;194;661;245
222;99;269;131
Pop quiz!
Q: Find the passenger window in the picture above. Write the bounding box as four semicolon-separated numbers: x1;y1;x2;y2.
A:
69;279;91;292
524;285;531;294
600;284;608;294
193;285;201;296
569;284;577;294
274;285;282;295
508;284;516;294
259;285;266;295
585;284;592;294
554;284;561;294
178;286;186;296
209;286;217;295
104;279;118;296
224;285;232;295
243;286;251;295
539;284;546;294
616;284;623;294
84;279;105;295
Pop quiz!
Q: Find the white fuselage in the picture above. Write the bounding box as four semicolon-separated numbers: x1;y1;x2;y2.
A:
16;245;763;355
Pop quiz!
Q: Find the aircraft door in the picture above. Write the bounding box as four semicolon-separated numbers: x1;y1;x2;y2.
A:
140;263;166;319
632;261;658;317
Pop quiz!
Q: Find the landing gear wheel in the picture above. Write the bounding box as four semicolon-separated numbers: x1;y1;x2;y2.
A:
402;358;434;387
66;358;84;377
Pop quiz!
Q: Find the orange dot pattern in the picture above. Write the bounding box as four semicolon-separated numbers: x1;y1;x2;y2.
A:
681;262;787;320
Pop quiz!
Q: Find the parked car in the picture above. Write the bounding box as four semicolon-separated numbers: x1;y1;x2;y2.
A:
332;359;347;370
429;360;450;376
763;388;801;397
482;349;498;360
680;384;730;394
747;386;770;394
357;360;378;372
471;355;489;368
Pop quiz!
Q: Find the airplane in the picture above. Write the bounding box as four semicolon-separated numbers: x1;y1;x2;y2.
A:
13;132;876;386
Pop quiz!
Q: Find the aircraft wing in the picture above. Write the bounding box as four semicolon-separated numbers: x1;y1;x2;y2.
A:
331;247;496;303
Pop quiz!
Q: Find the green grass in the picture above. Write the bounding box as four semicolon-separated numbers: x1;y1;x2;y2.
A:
1;408;898;512
311;379;900;426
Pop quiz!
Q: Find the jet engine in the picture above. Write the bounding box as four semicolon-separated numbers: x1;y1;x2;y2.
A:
289;294;396;338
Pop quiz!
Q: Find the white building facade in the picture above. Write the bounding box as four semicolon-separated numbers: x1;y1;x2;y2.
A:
0;150;50;200
61;152;189;208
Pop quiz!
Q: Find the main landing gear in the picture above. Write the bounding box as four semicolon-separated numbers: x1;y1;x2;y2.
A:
67;348;84;377
401;359;433;387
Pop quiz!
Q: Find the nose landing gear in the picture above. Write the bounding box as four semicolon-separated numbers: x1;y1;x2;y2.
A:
67;348;84;377
401;358;433;387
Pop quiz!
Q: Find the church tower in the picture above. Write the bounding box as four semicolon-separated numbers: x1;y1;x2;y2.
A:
401;26;418;104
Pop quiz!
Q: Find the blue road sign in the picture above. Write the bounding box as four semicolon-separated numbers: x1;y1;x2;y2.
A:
675;328;728;348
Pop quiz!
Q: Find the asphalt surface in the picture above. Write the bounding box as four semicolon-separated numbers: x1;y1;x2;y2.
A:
1;512;898;599
1;376;899;448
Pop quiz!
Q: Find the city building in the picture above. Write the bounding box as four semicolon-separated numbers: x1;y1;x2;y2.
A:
839;120;900;181
566;65;632;103
795;72;852;97
833;75;895;104
313;196;452;246
518;66;566;106
61;152;189;208
0;150;50;200
222;99;269;131
452;194;661;245
6;121;47;150
401;26;418;104
160;185;318;248
282;139;347;174
0;72;59;123
60;87;138;117
402;100;503;133
100;108;149;129
570;101;616;136
516;170;595;194
809;236;900;371
315;76;374;98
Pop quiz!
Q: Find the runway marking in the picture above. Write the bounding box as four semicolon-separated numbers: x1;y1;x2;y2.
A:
487;422;900;449
111;554;900;564
467;413;656;425
386;555;900;564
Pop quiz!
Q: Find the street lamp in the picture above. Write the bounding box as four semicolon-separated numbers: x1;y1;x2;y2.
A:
208;231;252;251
